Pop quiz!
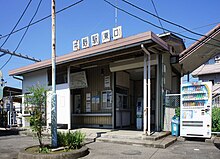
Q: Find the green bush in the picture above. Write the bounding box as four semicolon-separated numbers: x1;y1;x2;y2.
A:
212;107;220;132
175;107;180;117
24;84;47;148
58;131;86;149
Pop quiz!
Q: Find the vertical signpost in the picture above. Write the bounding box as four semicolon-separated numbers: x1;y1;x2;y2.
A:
51;0;57;147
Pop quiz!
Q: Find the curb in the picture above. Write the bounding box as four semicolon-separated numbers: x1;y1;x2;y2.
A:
18;146;89;159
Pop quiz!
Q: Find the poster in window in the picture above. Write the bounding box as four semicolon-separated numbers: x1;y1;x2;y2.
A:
86;93;91;101
96;96;100;104
102;90;112;109
86;102;91;112
103;93;107;103
92;96;96;104
70;71;88;89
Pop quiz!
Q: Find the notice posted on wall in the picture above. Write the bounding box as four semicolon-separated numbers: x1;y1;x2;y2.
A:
104;76;110;88
86;93;91;101
86;102;91;112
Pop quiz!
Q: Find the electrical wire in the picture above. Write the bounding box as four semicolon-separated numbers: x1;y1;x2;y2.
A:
104;0;220;48
0;0;33;48
0;0;33;70
0;0;43;70
178;22;220;34
14;0;43;52
150;0;165;33
0;0;84;40
122;0;220;44
0;0;83;70
0;55;12;70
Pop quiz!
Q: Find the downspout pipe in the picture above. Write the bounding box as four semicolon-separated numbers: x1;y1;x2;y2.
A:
141;44;151;135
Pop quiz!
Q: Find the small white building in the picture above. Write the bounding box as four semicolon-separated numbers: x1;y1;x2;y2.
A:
9;30;187;133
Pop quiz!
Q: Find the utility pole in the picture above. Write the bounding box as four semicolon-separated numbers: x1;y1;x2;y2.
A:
0;71;3;100
51;0;57;147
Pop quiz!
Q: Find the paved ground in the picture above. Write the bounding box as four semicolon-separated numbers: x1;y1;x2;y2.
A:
81;140;220;159
0;134;219;159
0;135;38;159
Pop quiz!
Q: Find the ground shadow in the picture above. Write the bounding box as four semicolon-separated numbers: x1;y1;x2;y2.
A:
214;142;220;150
0;129;19;136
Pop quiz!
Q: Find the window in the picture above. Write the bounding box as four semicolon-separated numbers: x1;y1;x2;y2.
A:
116;93;128;109
101;90;112;109
47;66;67;85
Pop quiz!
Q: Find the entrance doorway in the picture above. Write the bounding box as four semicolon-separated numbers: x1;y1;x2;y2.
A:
116;88;130;128
115;66;157;130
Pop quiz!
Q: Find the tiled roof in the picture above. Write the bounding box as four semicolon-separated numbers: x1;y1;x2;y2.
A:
192;63;220;76
212;83;220;94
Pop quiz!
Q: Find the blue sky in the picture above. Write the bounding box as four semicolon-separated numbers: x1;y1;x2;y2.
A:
0;0;220;88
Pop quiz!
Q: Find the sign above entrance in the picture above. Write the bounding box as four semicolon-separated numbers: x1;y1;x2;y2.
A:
70;71;88;89
73;26;122;52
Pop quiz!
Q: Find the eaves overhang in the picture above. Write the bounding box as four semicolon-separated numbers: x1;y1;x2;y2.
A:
179;24;220;74
9;31;168;76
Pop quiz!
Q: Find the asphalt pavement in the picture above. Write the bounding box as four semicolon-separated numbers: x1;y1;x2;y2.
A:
0;134;219;159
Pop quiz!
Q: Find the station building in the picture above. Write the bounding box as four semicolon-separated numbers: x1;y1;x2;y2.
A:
9;28;186;133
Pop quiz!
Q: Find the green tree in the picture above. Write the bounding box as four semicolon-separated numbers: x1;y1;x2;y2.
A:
212;107;220;132
25;84;47;148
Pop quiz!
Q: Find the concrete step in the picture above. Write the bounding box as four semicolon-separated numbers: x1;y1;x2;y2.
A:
153;135;177;148
142;131;171;141
96;135;177;149
16;128;176;148
99;131;171;141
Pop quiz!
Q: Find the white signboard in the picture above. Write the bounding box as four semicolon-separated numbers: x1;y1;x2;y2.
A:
91;33;99;46
101;29;110;43
73;26;122;51
73;40;80;51
86;93;91;101
81;37;89;49
70;71;88;89
86;102;91;112
104;76;110;88
113;26;122;40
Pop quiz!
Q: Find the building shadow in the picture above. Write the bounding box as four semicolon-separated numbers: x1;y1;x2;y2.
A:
0;129;19;136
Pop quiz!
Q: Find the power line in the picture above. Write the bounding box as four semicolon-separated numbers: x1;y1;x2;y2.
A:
0;0;84;40
0;55;12;70
150;0;165;33
104;0;220;48
122;0;220;44
0;0;83;70
0;0;33;70
0;0;33;48
0;0;43;70
179;22;220;33
14;0;43;52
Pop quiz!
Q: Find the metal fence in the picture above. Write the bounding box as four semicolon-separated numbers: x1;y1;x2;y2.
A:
213;94;220;107
165;94;181;108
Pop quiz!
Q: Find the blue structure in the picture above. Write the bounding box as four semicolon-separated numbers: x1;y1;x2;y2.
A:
171;116;180;136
